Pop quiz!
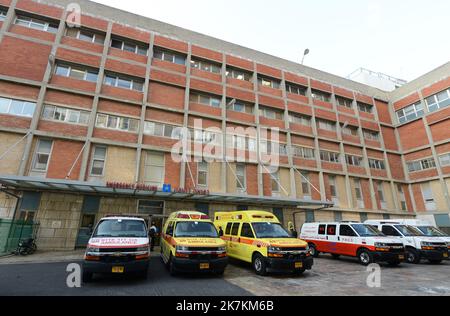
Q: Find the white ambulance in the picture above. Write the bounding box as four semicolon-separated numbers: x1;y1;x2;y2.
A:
365;220;449;264
300;222;405;266
82;216;151;282
390;219;450;246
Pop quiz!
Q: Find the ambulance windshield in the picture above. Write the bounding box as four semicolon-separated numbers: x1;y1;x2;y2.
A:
174;221;219;238
351;224;384;237
252;222;290;239
94;219;147;238
416;226;448;237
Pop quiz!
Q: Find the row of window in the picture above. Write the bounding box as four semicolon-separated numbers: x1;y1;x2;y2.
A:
95;113;140;133
0;97;36;117
407;157;436;173
15;15;58;33
42;105;90;125
396;88;450;124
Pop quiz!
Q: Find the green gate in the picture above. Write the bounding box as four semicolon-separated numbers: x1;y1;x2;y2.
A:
0;219;39;255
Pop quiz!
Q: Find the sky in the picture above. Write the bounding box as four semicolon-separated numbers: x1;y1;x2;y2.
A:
92;0;449;82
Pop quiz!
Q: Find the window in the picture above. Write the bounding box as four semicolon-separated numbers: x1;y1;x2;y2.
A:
32;139;52;171
289;113;311;126
357;102;373;113
227;100;253;114
190;92;221;108
329;175;337;198
259;106;283;120
363;129;379;141
396;102;424;124
197;161;208;187
258;76;280;89
104;73;144;92
320;150;340;163
0;8;7;21
382;225;401;237
318;224;326;235
327;225;337;236
354;179;363;203
316;119;336;132
55;64;98;82
144;121;182;139
143;151;165;187
377;181;385;202
341;125;358;136
0;97;36;117
286;83;307;96
311;89;331;103
336;96;353;108
425;89;450;113
240;223;254;238
90;146;106;176
15;15;58;33
111;38;148;55
153;47;186;65
190;58;221;74
305;210;315;223
226;67;251;81
340;225;356;237
193;129;220;145
368;158;386;170
407;158;436;173
292;146;315;160
421;183;436;211
270;170;280;194
65;27;105;44
236;163;246;192
439;153;450;167
42;105;90;125
225;223;233;235
95;113;139;133
300;171;311;197
346;154;363;167
397;184;407;211
231;223;240;236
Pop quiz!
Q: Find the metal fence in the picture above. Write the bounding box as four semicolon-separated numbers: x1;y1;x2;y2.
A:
0;219;39;255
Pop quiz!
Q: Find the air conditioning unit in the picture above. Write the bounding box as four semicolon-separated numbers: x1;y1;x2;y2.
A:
357;200;365;209
425;201;437;212
380;201;388;210
303;195;312;201
332;197;340;205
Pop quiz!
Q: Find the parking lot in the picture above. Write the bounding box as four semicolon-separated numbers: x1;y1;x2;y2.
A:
0;251;449;296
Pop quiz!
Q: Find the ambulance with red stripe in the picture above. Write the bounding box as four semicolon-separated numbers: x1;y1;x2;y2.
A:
161;211;228;275
82;216;150;282
300;222;406;266
214;211;313;276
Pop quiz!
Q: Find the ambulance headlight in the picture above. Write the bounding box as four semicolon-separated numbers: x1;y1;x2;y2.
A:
217;247;226;253
421;242;433;247
137;246;149;252
374;243;389;248
176;246;189;252
268;246;282;252
86;247;100;253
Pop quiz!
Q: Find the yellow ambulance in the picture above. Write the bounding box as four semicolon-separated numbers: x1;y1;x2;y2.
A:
214;211;313;276
161;211;228;276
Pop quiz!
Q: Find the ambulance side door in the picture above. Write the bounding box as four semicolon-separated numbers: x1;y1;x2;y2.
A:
338;224;358;256
228;223;241;259
326;224;339;254
162;221;175;262
237;223;257;263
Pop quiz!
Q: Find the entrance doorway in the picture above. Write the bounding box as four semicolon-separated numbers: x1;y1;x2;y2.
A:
149;215;168;248
76;196;100;248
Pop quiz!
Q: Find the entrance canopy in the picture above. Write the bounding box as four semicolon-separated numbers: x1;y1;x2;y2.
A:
0;175;334;209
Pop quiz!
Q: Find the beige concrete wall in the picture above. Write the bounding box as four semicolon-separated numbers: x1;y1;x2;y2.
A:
104;146;137;183
208;162;223;193
383;182;396;211
279;168;291;198
336;175;349;208
430;180;447;211
226;163;237;194
98;197;138;218
35;193;83;251
0;192;18;219
0;132;26;175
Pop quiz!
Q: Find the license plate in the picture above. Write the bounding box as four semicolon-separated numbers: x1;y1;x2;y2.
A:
200;263;210;270
399;255;405;260
444;253;448;258
112;266;124;273
295;262;303;269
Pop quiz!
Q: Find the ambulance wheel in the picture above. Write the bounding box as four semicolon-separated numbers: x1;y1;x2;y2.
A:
357;249;373;266
331;254;341;259
405;248;420;264
215;269;225;276
294;268;306;276
253;253;267;276
168;255;177;276
429;259;442;264
82;271;93;283
309;244;319;258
